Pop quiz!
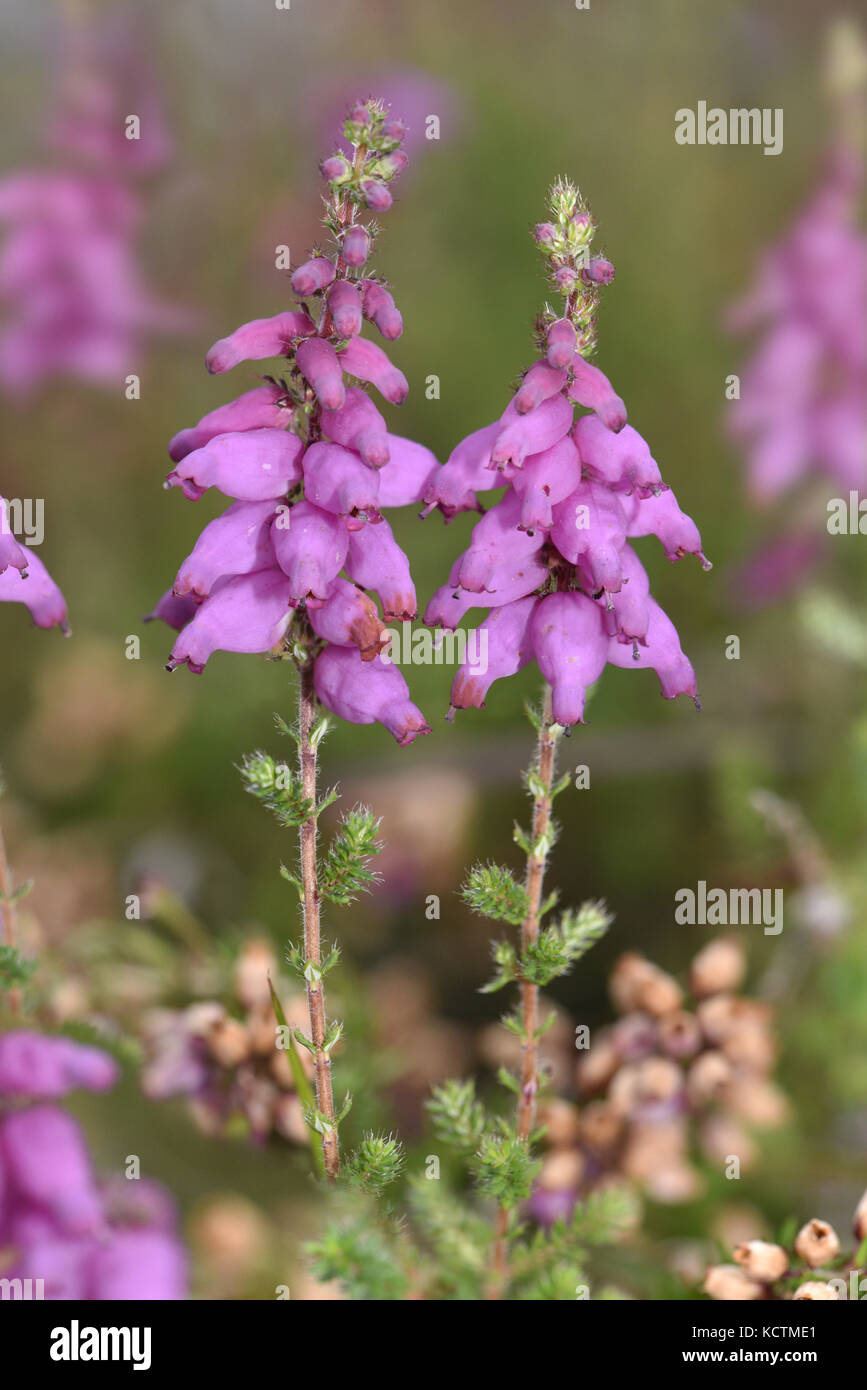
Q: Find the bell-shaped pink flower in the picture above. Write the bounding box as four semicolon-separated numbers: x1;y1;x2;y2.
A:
321;386;391;468
345;517;416;620
290;256;336;297
326;280;363;338
302;441;380;524
86;1229;188;1301
425;554;550;627
450;595;537;710
270;499;349;601
491;394;574;471
338;335;408;404
1;1105;104;1235
510;435;582;531
361;280;403;340
296;338;345;410
606;596;698;702
530;591;610;726
0;497;28;573
546;318;577;369
574;415;665;496
166;428;304;502
567;355;627;432
551;481;628;593
169;382;290;462
173;499;279;598
421;422;500;519
0;548;68;630
376;436;438;507
515;359;567;414
167;568;294;673
205;310;314;374
308;576;388;660
456;490;547;593
625;487;711;568
314;644;429;745
0;1031;118;1099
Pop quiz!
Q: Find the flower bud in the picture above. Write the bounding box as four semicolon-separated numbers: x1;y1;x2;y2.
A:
321;155;351;184
793;1281;839;1300
538;1098;582;1148
704;1264;764;1301
733;1240;788;1283
686;1050;731;1105
361;179;392;212
381;118;407;144
290;257;336;298
689;937;746;998
538;1148;585;1192
546;317;577;369
609;953;683;1017
206;1017;251;1069
793;1219;840;1268
854;1187;867;1242
374;150;409;180
554;266;578;293
570;211;594;241
658;1010;702;1059
533;222;557;248
578;1101;623;1154
582;256;615;285
347;103;370;127
342;226;370;267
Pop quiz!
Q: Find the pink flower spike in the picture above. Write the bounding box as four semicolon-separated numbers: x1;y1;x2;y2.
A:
344;517;417;620
510;435;582;531
339;336;408;405
582;256;615;285
361;179;392;212
593;543;651;644
308;576;388;660
450;596;537;710
205;310;315;374
606;596;699;703
168;382;290;462
530;591;610;726
290;257;337;297
490;393;573;470
551;481;628;593
342;226;370;267
567;355;627;432
0;548;68;631
296;338;346;410
515;360;567;414
166;428;304;502
270;499;349;601
302;440;381;523
313;645;429;745
321;386;390;468
87;1229;188;1302
546;318;577;369
173;499;279;599
166;568;294;673
326;280;363;338
425;555;550;628
376;436;438;507
361;281;403;340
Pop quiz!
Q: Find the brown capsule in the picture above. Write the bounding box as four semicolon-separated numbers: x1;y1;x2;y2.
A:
635;1056;683;1104
579;1100;624;1155
720;1022;777;1073
793;1281;839;1300
190;1195;269;1271
793;1219;840;1268
725;1076;790;1128
621;1119;688;1182
576;1036;620;1094
689;937;746;998
658;1009;702;1059
234;938;277;1011
700;1114;756;1171
645;1163;705;1204
703;1263;764;1301
539;1099;582;1149
610;953;683;1017
733;1240;788;1283
854;1186;867;1243
538;1148;585;1192
686;1050;732;1105
273;1092;309;1145
206;1016;252;1069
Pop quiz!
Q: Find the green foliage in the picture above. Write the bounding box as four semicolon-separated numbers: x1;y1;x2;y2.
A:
345;1133;405;1194
462;862;529;926
0;944;37;992
471;1131;541;1210
307;1206;408;1301
319;807;382;905
480;937;518;993
427;1078;487;1153
406;1177;490;1297
522;898;612;986
239;751;313;829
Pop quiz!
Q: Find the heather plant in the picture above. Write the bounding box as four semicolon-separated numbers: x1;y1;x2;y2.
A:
149;99;436;1181
703;1197;867;1301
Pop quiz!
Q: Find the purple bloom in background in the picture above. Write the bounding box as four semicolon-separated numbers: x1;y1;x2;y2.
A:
151;99;432;745
0;10;188;394
0;1031;187;1300
424;180;708;724
726;24;867;602
311;68;461;162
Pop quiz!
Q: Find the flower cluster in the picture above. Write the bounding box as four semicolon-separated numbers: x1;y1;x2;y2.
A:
140;939;311;1145
705;1197;867;1301
0;1030;187;1299
728;143;866;508
423;180;709;723
0;11;184;393
151;100;433;746
0;495;68;632
529;938;788;1221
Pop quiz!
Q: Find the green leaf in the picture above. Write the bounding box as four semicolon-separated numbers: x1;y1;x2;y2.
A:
0;945;37;991
345;1133;405;1194
427;1078;487;1153
462;862;529;926
521;899;612;985
479;938;518;994
472;1133;540;1210
239;750;313;828
319;806;382;906
267;976;324;1179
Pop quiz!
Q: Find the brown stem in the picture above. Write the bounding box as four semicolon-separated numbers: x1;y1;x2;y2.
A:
517;685;557;1142
488;687;559;1299
298;661;339;1180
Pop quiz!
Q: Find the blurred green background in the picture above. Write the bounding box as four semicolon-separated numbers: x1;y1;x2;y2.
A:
1;0;865;1296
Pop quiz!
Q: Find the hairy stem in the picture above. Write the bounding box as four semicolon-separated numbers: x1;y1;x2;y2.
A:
517;685;557;1142
298;661;339;1180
